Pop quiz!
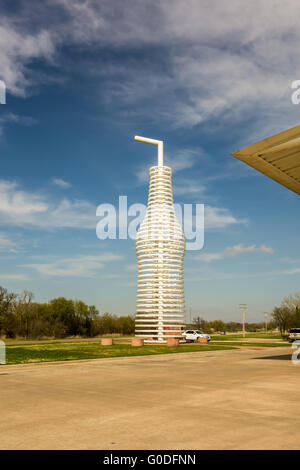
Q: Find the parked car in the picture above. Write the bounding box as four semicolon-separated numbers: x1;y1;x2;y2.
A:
182;330;211;342
288;328;300;342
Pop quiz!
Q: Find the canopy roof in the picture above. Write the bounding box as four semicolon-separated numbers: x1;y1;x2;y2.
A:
232;124;300;195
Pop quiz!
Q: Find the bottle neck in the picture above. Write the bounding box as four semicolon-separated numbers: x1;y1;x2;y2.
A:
148;166;173;206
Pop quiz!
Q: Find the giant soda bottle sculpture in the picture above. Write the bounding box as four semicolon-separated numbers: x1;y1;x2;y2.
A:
134;136;185;342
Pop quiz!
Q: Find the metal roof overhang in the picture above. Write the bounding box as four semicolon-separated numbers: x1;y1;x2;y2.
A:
231;124;300;195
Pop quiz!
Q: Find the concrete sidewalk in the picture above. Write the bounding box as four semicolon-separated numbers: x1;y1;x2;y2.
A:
0;347;299;449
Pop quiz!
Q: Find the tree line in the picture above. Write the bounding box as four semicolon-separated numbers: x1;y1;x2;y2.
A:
191;292;300;335
189;318;273;333
1;285;299;339
0;286;135;339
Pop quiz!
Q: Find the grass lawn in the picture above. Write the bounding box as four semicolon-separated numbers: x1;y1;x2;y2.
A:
2;336;132;345
211;333;283;341
209;341;288;348
4;342;237;365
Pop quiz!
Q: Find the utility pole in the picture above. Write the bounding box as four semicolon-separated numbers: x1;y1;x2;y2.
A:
189;306;192;327
239;304;247;338
264;312;268;333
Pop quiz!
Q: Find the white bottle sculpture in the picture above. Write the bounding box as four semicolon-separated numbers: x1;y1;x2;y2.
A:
134;136;185;342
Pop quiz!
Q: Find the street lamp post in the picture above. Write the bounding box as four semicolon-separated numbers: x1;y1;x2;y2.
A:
264;312;268;333
239;304;247;338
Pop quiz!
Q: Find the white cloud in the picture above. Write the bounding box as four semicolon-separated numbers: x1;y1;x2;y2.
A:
197;252;223;263
204;207;246;229
174;204;246;233
197;243;274;262
225;244;257;256
50;0;300;133
23;253;122;277
2;0;299;134
165;149;199;172
260;244;275;254
174;180;206;196
0;22;55;96
0;179;95;229
135;148;200;184
0;179;245;235
0;180;48;216
0;273;29;281
186;267;300;282
282;268;300;275
0;233;18;252
52;178;71;189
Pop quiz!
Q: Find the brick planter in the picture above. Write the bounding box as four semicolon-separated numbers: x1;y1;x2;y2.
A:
198;337;208;343
167;337;179;347
131;338;144;347
101;338;113;346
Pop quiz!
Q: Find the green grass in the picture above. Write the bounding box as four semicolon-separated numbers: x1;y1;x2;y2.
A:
209;341;287;348
211;333;283;341
1;338;131;347
4;342;237;365
1;335;132;345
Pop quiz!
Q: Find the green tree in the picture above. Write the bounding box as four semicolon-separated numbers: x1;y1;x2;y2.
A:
282;292;300;310
49;297;75;336
296;306;300;328
100;313;118;334
117;315;135;335
15;290;35;339
210;320;226;332
194;316;210;333
272;306;293;335
0;286;17;337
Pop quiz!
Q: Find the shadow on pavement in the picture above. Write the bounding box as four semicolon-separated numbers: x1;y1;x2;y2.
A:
255;354;291;361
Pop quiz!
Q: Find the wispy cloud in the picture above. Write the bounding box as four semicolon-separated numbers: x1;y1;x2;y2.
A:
23;253;122;277
0;179;95;229
204;208;247;230
174;179;206;196
0;20;54;96
0;180;48;216
186;267;300;282
0;113;36;137
135;148;200;184
1;0;299;135
52;178;71;189
260;244;275;254
0;273;30;281
282;268;300;275
0;178;246;235
196;243;274;262
0;233;18;252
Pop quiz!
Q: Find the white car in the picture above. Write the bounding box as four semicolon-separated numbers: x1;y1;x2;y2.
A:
182;330;211;342
288;328;300;342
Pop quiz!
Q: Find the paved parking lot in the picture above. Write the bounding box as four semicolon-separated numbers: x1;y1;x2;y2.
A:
0;346;299;449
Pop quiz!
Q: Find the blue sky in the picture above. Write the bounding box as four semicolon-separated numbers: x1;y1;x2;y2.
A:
0;0;299;322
